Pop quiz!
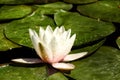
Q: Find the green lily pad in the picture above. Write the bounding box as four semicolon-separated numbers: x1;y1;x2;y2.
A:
116;37;120;49
54;11;115;46
4;10;55;48
47;72;68;80
0;0;33;4
0;65;47;80
36;2;72;10
77;1;120;23
0;24;20;51
0;5;32;20
71;39;105;55
69;46;120;80
3;9;115;48
0;0;58;4
0;39;105;80
0;64;69;80
63;0;98;4
35;2;72;14
1;46;119;80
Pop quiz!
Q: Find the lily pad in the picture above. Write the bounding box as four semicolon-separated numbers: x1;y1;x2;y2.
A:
0;64;68;80
3;9;115;48
0;0;58;4
69;46;120;80
35;2;72;14
47;72;68;80
54;11;115;46
71;39;105;55
63;0;98;4
1;46;119;80
4;10;55;48
0;24;20;51
116;37;120;49
77;1;120;23
0;0;33;4
0;5;32;20
36;2;72;10
0;65;47;80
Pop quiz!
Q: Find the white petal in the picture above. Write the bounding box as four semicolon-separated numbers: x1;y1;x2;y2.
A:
59;26;65;33
49;29;76;62
61;31;69;41
39;27;45;40
67;34;76;47
31;35;44;59
12;58;42;64
39;43;53;63
29;29;34;39
66;34;76;49
29;29;40;44
61;34;76;56
29;29;43;59
63;52;88;62
52;63;75;70
46;25;53;33
66;29;71;39
53;27;59;35
43;28;53;44
29;29;39;40
49;37;65;62
45;25;53;37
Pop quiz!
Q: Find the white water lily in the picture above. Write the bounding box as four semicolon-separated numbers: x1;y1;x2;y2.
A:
12;25;87;70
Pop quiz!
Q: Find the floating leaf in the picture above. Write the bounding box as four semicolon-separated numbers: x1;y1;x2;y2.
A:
68;46;120;80
4;10;55;47
1;45;119;80
0;65;47;80
64;0;97;4
0;5;32;20
54;11;115;46
71;39;105;55
35;2;72;15
77;1;120;23
36;2;72;11
46;72;68;80
116;37;120;49
0;24;20;51
0;0;58;4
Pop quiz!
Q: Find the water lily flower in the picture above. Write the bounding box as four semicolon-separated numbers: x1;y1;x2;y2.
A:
12;25;87;70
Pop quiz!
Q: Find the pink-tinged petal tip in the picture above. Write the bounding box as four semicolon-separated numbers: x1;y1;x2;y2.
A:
52;63;75;70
